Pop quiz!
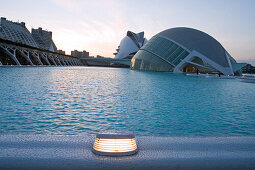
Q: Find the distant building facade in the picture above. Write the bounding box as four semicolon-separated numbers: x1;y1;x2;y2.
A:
31;27;57;52
96;55;105;58
57;49;65;55
82;51;89;58
71;50;89;58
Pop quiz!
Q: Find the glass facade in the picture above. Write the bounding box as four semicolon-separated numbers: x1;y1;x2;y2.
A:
131;50;173;72
131;36;190;71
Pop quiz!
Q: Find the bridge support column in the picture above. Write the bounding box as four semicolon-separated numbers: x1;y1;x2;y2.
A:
19;49;34;65
71;59;76;66
0;45;21;65
78;59;83;66
74;59;78;65
60;56;67;66
73;59;77;66
75;59;79;65
55;56;62;66
70;58;75;65
68;59;73;66
63;57;69;66
65;57;71;66
48;55;57;66
31;52;43;65
41;54;51;65
67;58;72;66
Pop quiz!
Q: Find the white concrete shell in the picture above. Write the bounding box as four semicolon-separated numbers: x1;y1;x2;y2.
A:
131;27;245;75
115;36;140;59
114;31;147;59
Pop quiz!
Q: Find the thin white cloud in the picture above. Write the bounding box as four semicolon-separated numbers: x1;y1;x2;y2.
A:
50;0;82;11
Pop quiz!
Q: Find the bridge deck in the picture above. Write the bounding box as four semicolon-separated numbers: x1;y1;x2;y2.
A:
81;57;131;66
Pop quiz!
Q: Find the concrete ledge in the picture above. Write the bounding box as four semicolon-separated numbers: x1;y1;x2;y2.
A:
0;135;255;169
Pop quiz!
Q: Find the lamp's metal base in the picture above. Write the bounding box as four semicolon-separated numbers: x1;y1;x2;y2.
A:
92;148;138;157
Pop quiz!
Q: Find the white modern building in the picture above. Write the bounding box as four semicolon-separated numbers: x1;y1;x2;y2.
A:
131;27;246;75
114;31;147;59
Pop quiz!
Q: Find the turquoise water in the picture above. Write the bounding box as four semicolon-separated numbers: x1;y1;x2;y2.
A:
0;66;255;136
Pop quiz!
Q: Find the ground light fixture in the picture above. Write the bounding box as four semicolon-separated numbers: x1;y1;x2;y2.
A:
92;133;138;156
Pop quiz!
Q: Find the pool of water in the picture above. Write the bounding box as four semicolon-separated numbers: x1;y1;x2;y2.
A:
0;66;255;136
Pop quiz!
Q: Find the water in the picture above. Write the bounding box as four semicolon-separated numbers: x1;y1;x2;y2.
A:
0;66;255;136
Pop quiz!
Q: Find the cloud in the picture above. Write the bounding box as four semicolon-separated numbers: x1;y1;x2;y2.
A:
53;18;123;57
48;0;131;57
48;0;145;57
50;0;82;11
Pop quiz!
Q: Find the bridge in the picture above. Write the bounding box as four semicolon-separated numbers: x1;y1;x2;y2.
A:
0;17;83;66
0;38;83;66
80;57;131;66
0;37;131;67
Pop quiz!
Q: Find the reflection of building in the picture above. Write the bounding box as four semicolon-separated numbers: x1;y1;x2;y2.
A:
31;27;57;52
114;31;147;59
131;27;246;75
71;50;89;58
0;17;38;47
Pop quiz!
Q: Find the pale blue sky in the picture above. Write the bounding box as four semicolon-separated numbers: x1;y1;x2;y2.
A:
0;0;255;60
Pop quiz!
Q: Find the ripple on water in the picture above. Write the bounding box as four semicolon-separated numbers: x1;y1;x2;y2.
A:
0;67;255;136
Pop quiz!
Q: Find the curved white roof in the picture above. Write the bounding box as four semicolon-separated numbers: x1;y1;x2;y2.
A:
155;27;229;67
114;31;146;59
115;36;139;59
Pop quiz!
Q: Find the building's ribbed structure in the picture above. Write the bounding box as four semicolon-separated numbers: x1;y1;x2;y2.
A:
0;17;38;47
31;27;57;52
131;27;246;75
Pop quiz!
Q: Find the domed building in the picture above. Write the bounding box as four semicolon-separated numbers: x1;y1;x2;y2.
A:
114;31;147;59
131;27;246;75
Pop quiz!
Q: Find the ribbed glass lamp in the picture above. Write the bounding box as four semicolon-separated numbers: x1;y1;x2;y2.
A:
92;133;138;156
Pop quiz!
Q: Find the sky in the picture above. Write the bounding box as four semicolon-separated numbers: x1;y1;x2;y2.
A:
0;0;255;61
